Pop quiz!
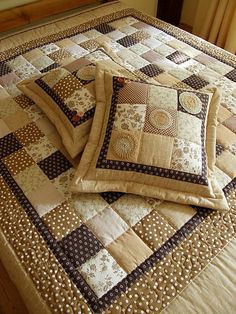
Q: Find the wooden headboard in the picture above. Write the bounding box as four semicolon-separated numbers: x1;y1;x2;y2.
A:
0;0;114;33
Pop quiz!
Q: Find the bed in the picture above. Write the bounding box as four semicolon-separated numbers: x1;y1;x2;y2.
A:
0;1;236;313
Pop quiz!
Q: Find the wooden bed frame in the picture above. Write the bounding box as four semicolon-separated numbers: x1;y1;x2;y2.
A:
0;0;112;33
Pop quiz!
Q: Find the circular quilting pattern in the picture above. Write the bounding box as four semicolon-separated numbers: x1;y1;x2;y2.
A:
112;133;137;159
179;92;202;114
76;65;96;81
148;109;173;130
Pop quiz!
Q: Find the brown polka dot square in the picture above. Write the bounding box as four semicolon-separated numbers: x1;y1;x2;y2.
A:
13;94;34;109
43;201;82;240
117;81;148;104
37;150;72;180
15;122;44;146
79;40;100;52
53;74;83;100
59;224;103;267
131;30;150;42
49;48;72;63
133;209;176;250
3;148;34;175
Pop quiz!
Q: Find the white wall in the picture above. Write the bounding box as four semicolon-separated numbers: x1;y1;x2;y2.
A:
121;0;158;17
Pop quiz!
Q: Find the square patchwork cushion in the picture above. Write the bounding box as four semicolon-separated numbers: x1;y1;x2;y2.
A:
17;50;129;158
72;63;229;211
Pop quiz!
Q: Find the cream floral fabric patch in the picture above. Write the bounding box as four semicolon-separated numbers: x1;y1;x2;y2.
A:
72;64;229;211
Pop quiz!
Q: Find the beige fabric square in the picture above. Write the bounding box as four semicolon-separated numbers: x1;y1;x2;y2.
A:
217;124;236;147
107;229;153;273
26;181;64;217
72;62;229;211
157;201;197;229
139;133;173;168
86;207;129;246
216;151;236;179
0;119;10;137
4;110;31;132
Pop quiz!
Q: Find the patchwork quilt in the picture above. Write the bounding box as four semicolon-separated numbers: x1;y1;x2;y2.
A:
0;2;236;313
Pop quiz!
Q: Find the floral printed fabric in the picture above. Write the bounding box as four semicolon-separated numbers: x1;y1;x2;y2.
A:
79;249;127;298
171;138;202;174
114;104;146;131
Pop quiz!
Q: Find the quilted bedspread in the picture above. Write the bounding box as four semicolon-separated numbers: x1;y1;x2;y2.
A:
0;1;236;313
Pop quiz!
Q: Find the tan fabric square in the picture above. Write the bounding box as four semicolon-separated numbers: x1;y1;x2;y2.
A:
134;209;176;250
43;201;82;240
3;148;34;175
0;119;10;138
217;105;232;123
217;124;236;147
86;207;129;246
155;72;180;86
216;151;236;179
139;133;173;168
157;201;197;229
0;97;19;118
4;110;31;132
35;116;57;136
23;49;44;62
53;74;83;100
49;49;72;63
26;181;64;217
55;39;75;48
15;122;44;146
107;229;153;273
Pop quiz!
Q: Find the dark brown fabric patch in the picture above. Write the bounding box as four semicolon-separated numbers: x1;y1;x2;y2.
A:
183;74;209;90
14;94;34;109
95;23;115;34
225;68;236;82
117;35;139;47
166;51;190;64
0;62;12;76
140;64;163;77
37;150;72;180
0;133;22;159
59;224;103;267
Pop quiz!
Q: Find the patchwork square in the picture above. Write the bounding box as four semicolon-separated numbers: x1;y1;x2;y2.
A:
37;150;72;180
26;181;64;216
144;106;177;137
95;23;115;34
86;207;129;246
3;148;34;175
139;64;163;77
112;194;153;226
79;40;99;52
134;209;176;250
14;163;49;194
39;43;60;55
183;74;209;90
0;133;22;159
166;51;190;64
117;81;148;104
41;62;59;73
223;115;236;133
66;45;88;58
25;136;57;162
0;62;12;76
78;249;127;298
0;72;20;87
0;119;10;138
59;224;103;267
70;193;108;222
107;229;153;273
177;111;202;144
53;74;83;100
14;94;34;109
225;69;236;82
15;122;44;146
43;201;82;240
114;103;146;131
49;49;72;63
117;35;139;47
216;142;225;157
